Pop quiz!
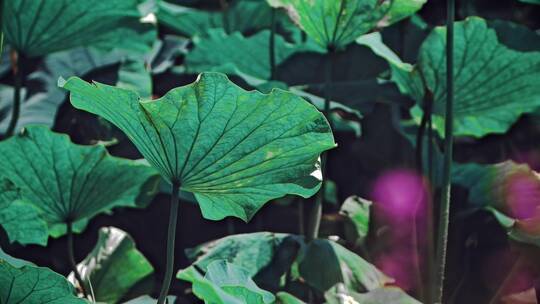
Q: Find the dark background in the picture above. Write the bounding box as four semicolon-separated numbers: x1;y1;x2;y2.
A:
1;0;540;303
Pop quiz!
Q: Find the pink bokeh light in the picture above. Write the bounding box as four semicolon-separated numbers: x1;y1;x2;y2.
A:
370;169;431;291
371;169;429;223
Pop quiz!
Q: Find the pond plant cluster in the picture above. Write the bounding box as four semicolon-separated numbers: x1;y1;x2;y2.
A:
0;0;540;304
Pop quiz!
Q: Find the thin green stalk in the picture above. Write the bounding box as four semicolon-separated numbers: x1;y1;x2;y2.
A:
67;222;89;299
306;49;334;242
434;0;455;303
6;50;22;137
157;182;181;304
269;8;276;80
426;118;436;304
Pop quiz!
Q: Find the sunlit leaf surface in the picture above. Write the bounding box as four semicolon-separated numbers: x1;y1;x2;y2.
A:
62;72;335;221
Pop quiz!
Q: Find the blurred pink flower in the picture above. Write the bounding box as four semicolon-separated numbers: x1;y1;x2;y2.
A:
371;169;429;224
375;246;417;291
504;171;540;220
370;169;431;291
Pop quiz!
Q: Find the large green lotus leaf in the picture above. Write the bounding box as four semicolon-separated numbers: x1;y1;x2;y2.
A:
394;17;540;138
61;72;335;221
0;259;85;304
453;161;540;248
3;0;156;57
0;126;160;239
184;232;302;290
0;179;49;246
324;284;420;304
179;260;275;304
185;29;322;81
69;227;154;304
156;0;274;37
298;239;391;293
339;196;371;247
268;0;425;49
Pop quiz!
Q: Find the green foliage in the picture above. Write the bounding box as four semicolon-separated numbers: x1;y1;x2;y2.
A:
391;17;540;137
185;29;319;81
325;284;421;304
181;233;401;302
2;1;539;303
0;179;48;245
339;196;371;247
184;232;302;291
0;126;160;242
185;232;295;276
71;227;154;304
0;257;85;304
156;0;274;37
62;72;335;221
298;239;391;293
453;161;540;248
178;260;275;304
3;0;156;57
268;0;425;49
